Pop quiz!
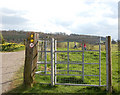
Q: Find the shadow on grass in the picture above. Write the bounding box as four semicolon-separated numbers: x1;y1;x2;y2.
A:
77;86;119;95
58;77;86;84
57;66;64;69
4;83;58;94
3;83;120;95
77;86;107;95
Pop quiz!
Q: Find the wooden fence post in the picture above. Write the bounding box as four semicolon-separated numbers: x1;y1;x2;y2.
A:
106;36;112;93
24;32;39;87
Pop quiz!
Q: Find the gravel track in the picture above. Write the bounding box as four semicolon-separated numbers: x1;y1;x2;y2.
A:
0;50;25;93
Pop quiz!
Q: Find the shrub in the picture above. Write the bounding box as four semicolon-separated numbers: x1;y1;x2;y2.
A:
0;33;5;44
0;43;24;51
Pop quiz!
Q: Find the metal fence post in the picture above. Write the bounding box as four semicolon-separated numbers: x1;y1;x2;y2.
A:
55;40;57;84
99;37;101;86
82;42;84;81
51;38;54;86
106;36;108;91
67;41;69;74
44;40;47;74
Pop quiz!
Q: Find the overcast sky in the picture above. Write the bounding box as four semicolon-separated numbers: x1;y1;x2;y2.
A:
0;0;119;40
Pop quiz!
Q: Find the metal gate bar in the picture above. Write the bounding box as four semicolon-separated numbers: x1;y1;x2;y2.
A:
55;40;57;84
55;50;99;52
55;62;99;64
67;42;69;74
44;40;47;74
51;38;54;86
55;83;106;86
99;37;101;86
82;42;84;81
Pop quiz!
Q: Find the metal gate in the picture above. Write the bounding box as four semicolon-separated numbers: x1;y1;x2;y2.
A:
35;37;107;87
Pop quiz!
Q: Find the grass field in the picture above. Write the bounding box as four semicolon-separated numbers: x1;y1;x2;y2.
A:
8;43;120;94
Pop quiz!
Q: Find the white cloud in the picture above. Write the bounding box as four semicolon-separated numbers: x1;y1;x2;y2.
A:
0;0;118;40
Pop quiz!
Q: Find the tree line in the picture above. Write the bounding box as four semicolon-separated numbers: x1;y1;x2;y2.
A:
0;30;118;44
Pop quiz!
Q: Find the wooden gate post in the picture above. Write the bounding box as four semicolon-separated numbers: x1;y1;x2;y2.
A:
106;36;112;93
24;32;39;87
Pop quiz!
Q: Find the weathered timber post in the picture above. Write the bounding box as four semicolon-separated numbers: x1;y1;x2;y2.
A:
24;32;39;87
106;36;112;93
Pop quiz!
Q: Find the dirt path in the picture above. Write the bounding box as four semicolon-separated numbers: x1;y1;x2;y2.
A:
0;50;25;93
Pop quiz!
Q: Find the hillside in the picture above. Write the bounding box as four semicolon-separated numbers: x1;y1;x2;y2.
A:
1;30;106;44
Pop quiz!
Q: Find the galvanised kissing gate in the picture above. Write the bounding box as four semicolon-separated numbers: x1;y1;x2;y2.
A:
35;35;112;91
24;32;112;92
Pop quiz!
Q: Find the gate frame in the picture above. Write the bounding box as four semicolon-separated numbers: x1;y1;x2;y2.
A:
54;37;103;87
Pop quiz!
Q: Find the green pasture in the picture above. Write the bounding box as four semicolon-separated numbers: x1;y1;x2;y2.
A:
7;43;120;94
